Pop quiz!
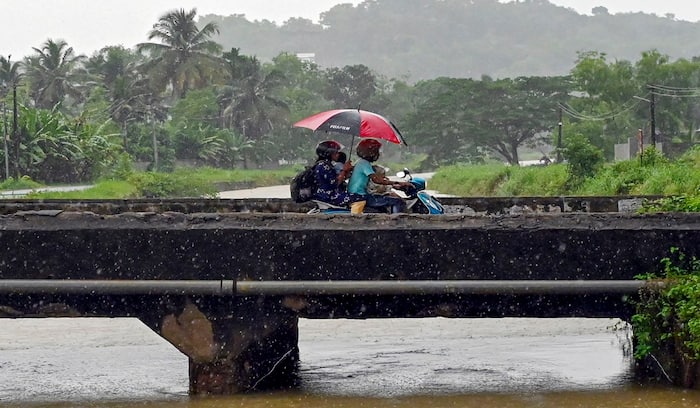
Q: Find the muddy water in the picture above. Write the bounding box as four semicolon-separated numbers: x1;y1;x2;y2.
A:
1;317;699;408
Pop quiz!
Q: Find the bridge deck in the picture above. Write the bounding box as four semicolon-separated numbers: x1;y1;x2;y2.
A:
0;209;693;320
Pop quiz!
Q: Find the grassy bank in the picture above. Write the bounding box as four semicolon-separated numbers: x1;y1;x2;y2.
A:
431;147;700;198
26;167;297;199
20;146;700;201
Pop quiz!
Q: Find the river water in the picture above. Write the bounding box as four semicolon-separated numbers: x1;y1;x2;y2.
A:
2;317;700;407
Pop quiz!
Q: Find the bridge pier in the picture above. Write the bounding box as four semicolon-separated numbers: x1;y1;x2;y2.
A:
0;292;301;395
147;297;299;394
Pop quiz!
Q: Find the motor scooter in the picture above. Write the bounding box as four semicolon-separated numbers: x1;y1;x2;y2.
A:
308;168;444;214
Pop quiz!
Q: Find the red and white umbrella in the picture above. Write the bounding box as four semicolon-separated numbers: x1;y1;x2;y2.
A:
293;109;408;146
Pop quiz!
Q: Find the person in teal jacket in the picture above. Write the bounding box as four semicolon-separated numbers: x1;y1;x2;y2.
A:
347;139;412;213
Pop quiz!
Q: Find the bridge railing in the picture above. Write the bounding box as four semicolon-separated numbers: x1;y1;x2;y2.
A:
0;279;659;296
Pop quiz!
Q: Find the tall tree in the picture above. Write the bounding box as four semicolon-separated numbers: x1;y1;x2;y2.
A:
270;52;328;120
635;51;700;143
87;46;157;151
568;50;700;156
473;76;568;165
137;8;224;100
323;64;377;108
0;55;22;93
269;52;330;159
406;76;568;165
404;77;479;166
24;39;86;110
217;55;289;165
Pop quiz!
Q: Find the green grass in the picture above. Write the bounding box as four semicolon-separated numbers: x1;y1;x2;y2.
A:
429;163;567;197
26;180;138;199
19;146;700;201
172;166;297;186
430;146;700;199
574;150;700;196
497;164;568;196
429;164;510;196
26;167;299;199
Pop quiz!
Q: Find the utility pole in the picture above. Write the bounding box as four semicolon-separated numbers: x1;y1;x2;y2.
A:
2;100;7;180
3;55;10;180
12;73;18;179
649;89;656;149
557;106;563;163
151;109;158;172
633;91;657;151
638;128;644;165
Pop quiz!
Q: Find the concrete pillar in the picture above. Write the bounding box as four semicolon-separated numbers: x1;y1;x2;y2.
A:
150;297;300;394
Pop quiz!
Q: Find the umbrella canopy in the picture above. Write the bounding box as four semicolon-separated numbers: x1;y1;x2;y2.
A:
293;109;408;146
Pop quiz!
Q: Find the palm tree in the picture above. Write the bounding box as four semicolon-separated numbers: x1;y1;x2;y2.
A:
219;56;288;140
85;46;141;90
217;56;289;167
87;46;157;151
24;39;86;110
137;8;225;100
0;55;22;92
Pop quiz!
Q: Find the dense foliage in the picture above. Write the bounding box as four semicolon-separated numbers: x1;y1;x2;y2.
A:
431;145;700;198
632;248;700;386
200;0;700;82
3;3;700;188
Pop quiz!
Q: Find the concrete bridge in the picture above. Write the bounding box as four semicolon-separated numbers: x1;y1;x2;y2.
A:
0;197;693;394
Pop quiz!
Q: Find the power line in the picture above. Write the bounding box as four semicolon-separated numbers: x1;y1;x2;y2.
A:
558;97;642;121
559;83;700;122
648;84;700;98
649;84;700;92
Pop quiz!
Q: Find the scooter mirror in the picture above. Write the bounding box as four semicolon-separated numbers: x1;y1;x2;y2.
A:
396;171;406;178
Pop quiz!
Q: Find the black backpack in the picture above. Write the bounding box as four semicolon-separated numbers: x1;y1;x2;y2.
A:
290;164;317;203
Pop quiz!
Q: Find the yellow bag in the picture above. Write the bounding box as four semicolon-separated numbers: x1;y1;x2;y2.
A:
350;201;366;214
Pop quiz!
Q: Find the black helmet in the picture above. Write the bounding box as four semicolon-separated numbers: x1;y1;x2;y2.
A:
315;140;343;160
356;139;382;162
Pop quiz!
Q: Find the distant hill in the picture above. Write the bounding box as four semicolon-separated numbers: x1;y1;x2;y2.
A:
198;0;700;82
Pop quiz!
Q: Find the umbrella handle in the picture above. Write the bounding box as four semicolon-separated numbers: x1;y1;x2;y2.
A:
348;134;355;161
348;103;359;161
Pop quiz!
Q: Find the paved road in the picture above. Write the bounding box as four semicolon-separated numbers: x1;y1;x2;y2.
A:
219;185;293;199
0;185;93;199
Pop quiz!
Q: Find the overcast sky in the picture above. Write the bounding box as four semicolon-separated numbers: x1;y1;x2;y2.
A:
1;0;699;60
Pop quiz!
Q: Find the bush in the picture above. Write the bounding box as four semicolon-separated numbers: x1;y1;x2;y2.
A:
639;195;700;213
127;172;218;198
0;176;44;191
632;248;700;386
562;133;605;189
498;164;568;196
429;164;510;196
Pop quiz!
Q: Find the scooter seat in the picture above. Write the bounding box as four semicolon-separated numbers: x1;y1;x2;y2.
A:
404;198;419;210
